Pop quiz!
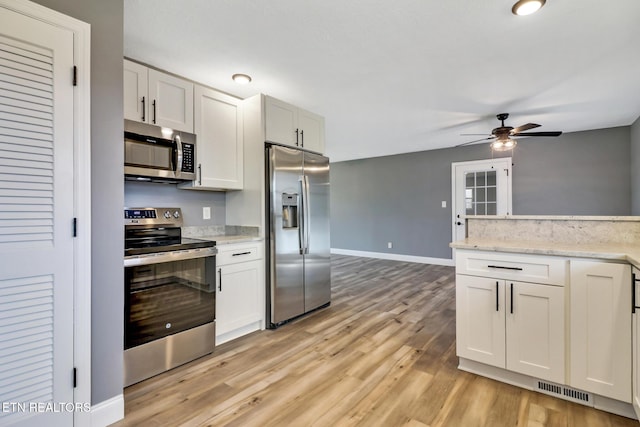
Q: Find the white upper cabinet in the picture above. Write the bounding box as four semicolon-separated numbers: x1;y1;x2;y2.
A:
180;85;243;191
123;60;148;123
123;59;194;133
264;95;325;153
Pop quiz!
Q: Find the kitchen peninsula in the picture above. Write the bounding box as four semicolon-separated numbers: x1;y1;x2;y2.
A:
451;215;640;421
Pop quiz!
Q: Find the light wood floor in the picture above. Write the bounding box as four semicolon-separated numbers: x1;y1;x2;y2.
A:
112;255;638;427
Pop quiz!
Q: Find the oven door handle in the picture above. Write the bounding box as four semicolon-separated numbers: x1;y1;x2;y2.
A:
124;247;217;267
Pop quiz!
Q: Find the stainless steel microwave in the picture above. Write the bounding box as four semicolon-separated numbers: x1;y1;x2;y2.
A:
124;119;196;182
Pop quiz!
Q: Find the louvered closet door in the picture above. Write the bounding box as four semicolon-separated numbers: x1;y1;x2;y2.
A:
0;5;75;427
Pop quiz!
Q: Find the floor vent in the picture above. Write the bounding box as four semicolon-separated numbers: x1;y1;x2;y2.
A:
535;380;592;406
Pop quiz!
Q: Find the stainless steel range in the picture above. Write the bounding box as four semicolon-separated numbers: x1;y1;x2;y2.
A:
123;207;217;386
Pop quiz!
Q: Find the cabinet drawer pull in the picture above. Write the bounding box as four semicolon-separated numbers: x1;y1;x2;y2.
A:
232;251;252;257
488;265;523;271
218;268;222;291
496;281;499;312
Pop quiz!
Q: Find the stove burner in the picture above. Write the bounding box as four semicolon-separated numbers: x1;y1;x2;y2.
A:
124;207;215;257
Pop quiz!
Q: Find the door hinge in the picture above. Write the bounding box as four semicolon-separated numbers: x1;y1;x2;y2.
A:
73;218;77;237
73;367;77;388
73;66;78;86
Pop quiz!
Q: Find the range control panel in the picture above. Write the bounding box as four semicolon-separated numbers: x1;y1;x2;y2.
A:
124;207;183;227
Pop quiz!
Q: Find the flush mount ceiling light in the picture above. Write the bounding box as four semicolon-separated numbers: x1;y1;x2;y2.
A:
232;73;252;84
512;0;546;16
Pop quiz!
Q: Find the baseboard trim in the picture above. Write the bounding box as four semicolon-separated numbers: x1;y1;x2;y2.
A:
91;394;124;427
330;248;454;266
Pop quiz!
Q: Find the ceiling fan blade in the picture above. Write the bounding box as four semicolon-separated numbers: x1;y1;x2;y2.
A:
514;131;563;137
460;133;491;136
456;136;495;147
511;123;540;134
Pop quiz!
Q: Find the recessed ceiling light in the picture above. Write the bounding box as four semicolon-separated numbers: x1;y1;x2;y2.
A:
232;73;252;84
512;0;546;16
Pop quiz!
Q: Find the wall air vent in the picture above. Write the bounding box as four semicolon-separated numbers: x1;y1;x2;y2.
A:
535;380;593;406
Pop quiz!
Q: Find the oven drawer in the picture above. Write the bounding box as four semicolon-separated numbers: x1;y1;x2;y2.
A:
217;242;262;266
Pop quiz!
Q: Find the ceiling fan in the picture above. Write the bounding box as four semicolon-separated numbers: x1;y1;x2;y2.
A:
458;113;563;151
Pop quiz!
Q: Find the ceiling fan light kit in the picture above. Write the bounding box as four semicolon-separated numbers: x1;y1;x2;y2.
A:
491;138;517;152
458;112;563;150
512;0;546;16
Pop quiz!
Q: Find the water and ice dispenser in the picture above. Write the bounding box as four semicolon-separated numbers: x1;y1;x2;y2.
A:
282;193;298;229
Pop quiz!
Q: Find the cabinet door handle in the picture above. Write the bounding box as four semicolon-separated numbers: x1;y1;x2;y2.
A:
141;96;146;122
488;265;523;271
232;251;252;257
218;267;222;291
633;273;638;314
300;129;304;147
496;281;499;312
510;283;514;314
198;163;202;186
295;128;299;146
152;99;157;124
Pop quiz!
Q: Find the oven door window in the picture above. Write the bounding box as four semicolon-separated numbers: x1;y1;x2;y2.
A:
125;256;215;349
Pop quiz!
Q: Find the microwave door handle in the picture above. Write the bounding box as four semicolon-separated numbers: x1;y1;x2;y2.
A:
174;134;183;176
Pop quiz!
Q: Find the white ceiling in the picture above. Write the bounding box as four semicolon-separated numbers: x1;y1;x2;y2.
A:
124;0;640;162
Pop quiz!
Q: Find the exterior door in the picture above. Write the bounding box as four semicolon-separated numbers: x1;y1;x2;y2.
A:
451;158;512;243
302;151;330;312
0;4;75;426
268;145;305;324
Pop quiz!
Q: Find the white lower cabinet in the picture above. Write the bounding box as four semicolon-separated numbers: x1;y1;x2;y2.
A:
570;260;632;402
633;267;640;418
456;274;565;383
215;242;264;344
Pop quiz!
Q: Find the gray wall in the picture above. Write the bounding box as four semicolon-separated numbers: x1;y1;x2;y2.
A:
632;116;640;214
30;0;124;405
331;127;631;260
125;182;226;226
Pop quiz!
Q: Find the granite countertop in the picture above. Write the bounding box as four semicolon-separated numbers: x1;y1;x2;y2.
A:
182;225;262;245
202;235;263;245
450;238;640;268
464;215;640;221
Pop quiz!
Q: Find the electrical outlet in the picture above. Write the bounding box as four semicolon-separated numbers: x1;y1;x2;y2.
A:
442;201;447;208
387;242;393;249
202;207;211;220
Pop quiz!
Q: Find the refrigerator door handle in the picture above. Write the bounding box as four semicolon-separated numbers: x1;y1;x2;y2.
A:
304;175;311;254
298;176;305;255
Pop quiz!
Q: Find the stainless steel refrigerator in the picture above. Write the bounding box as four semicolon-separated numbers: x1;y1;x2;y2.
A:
266;144;331;328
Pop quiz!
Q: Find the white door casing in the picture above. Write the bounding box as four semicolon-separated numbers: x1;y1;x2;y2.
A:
0;0;91;426
451;158;512;244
